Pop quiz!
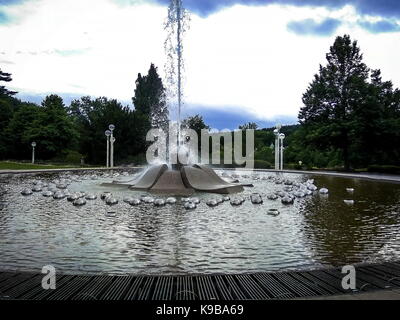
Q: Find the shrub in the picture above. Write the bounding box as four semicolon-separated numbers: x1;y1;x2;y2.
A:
64;150;83;164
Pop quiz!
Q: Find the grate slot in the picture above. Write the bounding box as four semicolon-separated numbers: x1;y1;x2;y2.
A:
152;276;175;300
45;276;93;300
176;276;196;301
72;275;114;300
234;274;270;300
253;273;295;299
196;276;218;300
100;276;134;300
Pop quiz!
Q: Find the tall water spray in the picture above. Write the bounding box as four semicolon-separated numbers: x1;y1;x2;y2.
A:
164;0;190;148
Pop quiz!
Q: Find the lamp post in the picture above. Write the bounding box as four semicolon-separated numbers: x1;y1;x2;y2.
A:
31;142;36;164
105;130;111;168
279;133;285;171
274;124;282;171
109;124;115;168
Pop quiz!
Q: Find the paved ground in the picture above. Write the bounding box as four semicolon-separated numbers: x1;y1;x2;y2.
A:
300;289;400;300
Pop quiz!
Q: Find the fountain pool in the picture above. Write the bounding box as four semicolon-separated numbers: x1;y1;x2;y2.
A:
1;169;400;276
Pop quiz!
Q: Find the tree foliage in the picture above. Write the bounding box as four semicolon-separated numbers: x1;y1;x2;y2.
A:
297;34;400;169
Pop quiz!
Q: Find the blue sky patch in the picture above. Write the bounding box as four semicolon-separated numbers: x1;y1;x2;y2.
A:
358;19;400;33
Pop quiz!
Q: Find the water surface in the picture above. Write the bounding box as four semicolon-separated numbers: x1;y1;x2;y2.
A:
0;170;399;275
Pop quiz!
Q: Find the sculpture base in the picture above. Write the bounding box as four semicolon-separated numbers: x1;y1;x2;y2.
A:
102;164;248;196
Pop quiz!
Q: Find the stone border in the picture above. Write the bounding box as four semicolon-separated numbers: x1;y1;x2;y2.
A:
1;166;399;184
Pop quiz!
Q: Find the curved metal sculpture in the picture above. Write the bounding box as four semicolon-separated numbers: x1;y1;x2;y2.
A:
103;164;247;196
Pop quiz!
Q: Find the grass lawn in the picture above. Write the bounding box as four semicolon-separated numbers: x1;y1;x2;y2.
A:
0;161;80;170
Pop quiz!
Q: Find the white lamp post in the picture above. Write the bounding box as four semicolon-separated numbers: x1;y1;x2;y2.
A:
274;124;282;171
279;133;285;171
31;142;36;164
109;124;115;168
105;130;111;168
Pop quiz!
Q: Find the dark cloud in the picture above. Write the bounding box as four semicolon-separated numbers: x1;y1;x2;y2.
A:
358;19;400;33
182;104;297;130
287;18;341;36
153;0;400;19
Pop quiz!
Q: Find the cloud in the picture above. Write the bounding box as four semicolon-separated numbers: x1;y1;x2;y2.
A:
2;0;400;124
358;19;400;33
151;0;400;19
287;18;341;36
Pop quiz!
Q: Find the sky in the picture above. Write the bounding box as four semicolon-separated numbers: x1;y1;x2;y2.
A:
1;0;400;129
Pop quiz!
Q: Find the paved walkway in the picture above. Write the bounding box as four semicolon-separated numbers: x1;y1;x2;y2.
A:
300;289;400;300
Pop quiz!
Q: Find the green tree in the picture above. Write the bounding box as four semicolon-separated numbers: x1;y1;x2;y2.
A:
69;96;148;164
182;114;210;137
4;102;40;159
24;95;78;159
0;68;17;97
0;69;19;158
299;35;371;170
132;64;168;131
239;122;258;130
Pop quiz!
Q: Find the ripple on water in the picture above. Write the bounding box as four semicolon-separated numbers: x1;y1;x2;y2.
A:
1;171;400;274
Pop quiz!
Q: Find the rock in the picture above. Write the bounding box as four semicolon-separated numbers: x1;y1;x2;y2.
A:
223;196;230;202
206;199;219;207
267;194;278;200
106;197;118;205
346;188;355;193
281;196;294;205
319;188;329;194
129;199;141;206
267;209;280;216
184;202;196;210
250;194;263;204
85;194;97;201
189;197;200;204
123;197;134;204
344;200;355;205
166;197;177;204
142;197;154;204
53;191;66;200
275;191;286;198
73;198;87;206
294;191;306;198
154;199;166;207
32;186;42;192
230;199;243;206
67;194;80;202
57;184;68;190
42;191;53;197
101;192;112;200
307;184;318;191
21;189;33;196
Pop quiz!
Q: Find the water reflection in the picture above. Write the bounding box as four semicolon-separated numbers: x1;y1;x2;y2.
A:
0;171;399;275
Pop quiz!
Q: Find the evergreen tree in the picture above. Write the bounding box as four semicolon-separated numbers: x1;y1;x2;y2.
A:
299;35;370;170
0;68;17;97
132;64;168;131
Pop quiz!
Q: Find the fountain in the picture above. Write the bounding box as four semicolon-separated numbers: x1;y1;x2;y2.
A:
104;0;246;196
